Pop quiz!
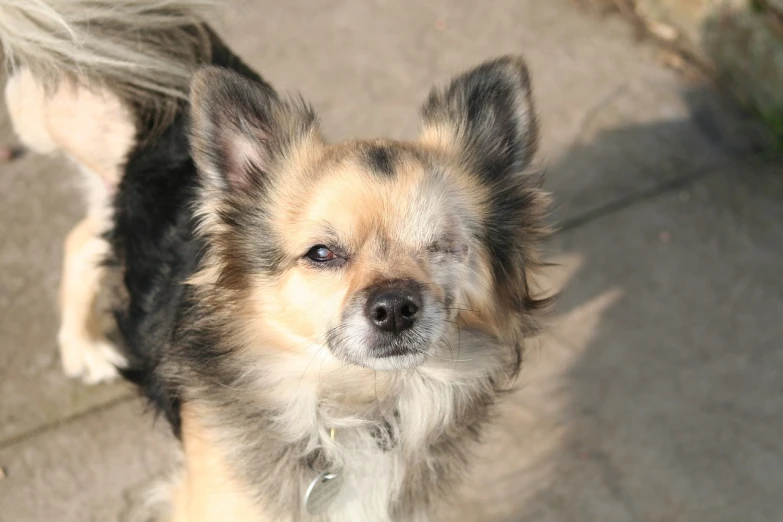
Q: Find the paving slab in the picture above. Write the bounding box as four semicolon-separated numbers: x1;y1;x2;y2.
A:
0;399;175;522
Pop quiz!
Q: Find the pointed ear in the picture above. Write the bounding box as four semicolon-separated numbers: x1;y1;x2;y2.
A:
419;56;538;181
189;67;317;193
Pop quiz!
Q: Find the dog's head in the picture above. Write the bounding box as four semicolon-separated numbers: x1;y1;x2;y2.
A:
189;57;549;372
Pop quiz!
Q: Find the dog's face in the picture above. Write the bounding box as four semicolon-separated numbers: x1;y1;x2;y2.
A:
189;57;549;372
263;142;485;370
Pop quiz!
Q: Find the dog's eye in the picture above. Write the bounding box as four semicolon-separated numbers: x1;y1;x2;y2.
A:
305;245;335;263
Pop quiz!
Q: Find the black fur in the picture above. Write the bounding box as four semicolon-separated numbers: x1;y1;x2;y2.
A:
111;111;198;435
365;143;396;177
110;30;271;437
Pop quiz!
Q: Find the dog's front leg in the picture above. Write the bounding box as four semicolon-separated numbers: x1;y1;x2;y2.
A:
167;405;279;522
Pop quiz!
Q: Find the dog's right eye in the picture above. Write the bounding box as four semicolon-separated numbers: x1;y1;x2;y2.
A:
305;245;335;263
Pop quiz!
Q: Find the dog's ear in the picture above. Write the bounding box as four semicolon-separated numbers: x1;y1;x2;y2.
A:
419;56;537;181
422;57;549;339
189;67;317;193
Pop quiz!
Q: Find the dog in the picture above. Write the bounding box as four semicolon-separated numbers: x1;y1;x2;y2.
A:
1;1;551;520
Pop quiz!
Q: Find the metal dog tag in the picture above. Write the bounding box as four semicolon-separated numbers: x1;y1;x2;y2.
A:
304;471;344;516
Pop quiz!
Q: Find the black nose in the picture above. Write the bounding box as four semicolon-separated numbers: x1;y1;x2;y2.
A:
365;285;422;334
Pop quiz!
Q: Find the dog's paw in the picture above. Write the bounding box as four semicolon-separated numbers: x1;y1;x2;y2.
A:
57;330;127;384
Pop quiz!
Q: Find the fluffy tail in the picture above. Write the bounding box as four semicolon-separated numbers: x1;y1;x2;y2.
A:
0;0;214;106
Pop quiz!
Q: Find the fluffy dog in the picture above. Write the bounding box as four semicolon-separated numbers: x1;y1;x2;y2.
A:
1;1;551;520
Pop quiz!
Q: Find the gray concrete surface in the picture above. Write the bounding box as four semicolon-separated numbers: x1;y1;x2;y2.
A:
1;0;780;520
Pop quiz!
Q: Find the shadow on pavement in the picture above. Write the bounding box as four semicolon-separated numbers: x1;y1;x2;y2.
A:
449;86;783;522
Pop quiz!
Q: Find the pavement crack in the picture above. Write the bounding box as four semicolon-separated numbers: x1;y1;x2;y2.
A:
571;83;629;148
0;393;136;451
554;154;775;234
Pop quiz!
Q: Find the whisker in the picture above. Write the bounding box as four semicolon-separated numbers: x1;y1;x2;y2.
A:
456;321;463;368
444;306;482;314
296;324;349;392
427;352;473;363
323;361;353;377
297;343;325;393
444;318;491;356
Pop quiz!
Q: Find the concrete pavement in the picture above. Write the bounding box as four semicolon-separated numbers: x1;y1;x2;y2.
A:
1;0;780;520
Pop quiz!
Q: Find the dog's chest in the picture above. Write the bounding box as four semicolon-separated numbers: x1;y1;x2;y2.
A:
314;446;428;522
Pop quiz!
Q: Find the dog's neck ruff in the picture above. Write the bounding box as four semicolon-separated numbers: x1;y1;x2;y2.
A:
303;416;399;515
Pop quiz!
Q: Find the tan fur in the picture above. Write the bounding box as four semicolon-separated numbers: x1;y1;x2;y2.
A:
169;404;268;522
58;216;125;382
43;80;136;186
257;142;498;355
4;68;56;153
188;131;519;410
417;124;455;154
5;68;135;381
5;68;135;185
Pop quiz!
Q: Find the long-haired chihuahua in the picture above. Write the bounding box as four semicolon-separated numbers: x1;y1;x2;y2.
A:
1;1;551;520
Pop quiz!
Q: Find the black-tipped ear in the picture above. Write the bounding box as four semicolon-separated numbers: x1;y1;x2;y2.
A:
420;56;538;181
189;67;316;193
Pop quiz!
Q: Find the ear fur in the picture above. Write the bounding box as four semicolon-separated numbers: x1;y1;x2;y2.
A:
421;56;550;339
189;66;317;194
420;55;538;182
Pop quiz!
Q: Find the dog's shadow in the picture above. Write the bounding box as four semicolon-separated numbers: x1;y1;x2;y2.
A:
443;86;783;522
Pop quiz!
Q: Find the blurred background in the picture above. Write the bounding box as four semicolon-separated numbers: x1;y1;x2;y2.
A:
1;0;782;520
